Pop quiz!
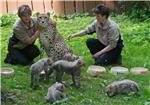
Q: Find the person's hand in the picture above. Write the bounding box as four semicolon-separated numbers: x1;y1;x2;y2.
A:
67;34;74;40
34;30;40;37
93;52;101;58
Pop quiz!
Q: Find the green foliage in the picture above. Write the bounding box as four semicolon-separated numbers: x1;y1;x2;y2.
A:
65;12;90;20
52;12;91;20
123;22;150;46
117;1;150;21
126;2;150;21
1;14;150;105
0;14;17;27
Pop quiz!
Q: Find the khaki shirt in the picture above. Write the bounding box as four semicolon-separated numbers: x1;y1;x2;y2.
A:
84;19;121;49
12;18;38;49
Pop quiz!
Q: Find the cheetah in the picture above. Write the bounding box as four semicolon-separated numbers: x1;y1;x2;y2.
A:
36;12;73;62
105;79;140;97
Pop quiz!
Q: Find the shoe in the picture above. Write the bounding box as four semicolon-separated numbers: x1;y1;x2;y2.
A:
116;55;122;65
28;61;34;65
4;54;11;64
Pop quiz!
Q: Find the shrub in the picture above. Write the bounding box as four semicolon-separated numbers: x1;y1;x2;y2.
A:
116;1;150;21
0;14;17;27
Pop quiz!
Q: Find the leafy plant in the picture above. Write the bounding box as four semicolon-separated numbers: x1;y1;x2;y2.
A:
0;14;17;27
116;1;150;21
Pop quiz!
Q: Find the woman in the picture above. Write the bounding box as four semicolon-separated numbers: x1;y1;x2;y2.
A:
68;4;124;65
4;5;41;65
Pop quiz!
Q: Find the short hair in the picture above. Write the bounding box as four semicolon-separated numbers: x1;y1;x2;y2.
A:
18;5;32;17
93;4;110;19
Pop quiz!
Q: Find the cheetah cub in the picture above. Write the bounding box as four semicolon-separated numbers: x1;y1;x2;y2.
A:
105;79;140;97
30;58;53;88
45;82;68;103
48;58;85;88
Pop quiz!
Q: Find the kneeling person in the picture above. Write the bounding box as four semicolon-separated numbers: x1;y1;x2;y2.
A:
68;4;124;65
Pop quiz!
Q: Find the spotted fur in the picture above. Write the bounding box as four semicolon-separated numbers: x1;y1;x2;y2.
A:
36;12;72;62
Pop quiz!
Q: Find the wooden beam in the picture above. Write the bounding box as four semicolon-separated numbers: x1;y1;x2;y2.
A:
44;0;53;13
0;0;7;14
75;0;84;13
84;1;96;15
7;0;18;13
65;1;75;14
17;0;32;10
32;0;44;13
53;1;65;15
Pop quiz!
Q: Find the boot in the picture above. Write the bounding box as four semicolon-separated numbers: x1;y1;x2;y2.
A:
116;55;122;65
4;54;11;64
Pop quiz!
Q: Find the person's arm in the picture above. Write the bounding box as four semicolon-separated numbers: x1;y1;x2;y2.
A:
25;30;40;44
94;26;120;58
93;45;113;58
14;25;41;45
68;30;87;40
68;20;96;40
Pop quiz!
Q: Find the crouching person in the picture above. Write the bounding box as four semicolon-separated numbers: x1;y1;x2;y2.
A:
68;4;124;66
4;5;41;65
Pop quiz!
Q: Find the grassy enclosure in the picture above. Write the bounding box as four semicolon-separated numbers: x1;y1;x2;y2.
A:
1;13;150;105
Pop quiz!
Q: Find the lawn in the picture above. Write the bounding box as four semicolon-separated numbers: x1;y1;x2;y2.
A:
1;14;150;105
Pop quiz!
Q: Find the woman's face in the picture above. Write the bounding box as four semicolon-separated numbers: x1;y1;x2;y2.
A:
96;14;106;24
20;13;31;25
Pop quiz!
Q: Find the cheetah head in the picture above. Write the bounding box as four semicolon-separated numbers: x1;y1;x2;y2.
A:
36;12;52;28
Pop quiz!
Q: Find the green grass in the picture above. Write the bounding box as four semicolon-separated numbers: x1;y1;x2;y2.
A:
1;14;150;105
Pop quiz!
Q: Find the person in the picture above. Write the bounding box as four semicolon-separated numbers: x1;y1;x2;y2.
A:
68;4;124;66
4;5;41;65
